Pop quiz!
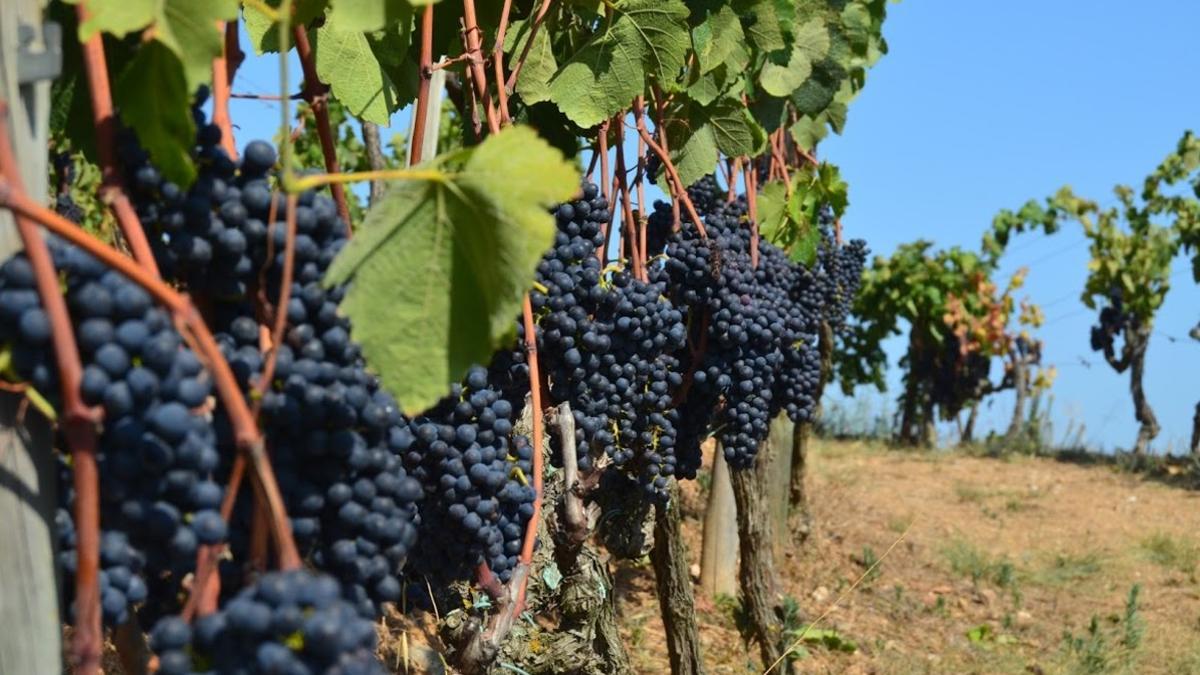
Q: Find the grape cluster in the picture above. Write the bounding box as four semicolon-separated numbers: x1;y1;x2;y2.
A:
119;97;284;299
149;569;383;675
814;209;869;333
1090;287;1137;356
397;365;536;583
0;239;226;626
525;184;689;500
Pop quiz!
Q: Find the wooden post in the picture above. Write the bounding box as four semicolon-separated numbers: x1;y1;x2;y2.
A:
700;448;737;598
0;3;62;672
766;415;793;557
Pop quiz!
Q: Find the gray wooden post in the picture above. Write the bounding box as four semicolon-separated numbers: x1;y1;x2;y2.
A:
699;447;737;597
0;3;61;672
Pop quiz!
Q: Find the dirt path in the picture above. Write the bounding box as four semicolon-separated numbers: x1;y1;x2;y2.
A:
617;440;1200;674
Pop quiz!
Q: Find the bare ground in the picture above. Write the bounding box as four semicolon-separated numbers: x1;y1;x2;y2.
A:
615;439;1200;674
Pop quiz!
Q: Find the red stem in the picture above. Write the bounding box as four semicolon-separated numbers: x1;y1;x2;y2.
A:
211;21;241;161
597;121;610;263
252;194;298;414
0;101;103;675
632;98;705;239
504;0;554;92
0;184;302;571
75;3;161;277
613;122;644;281
744;162;759;268
410;6;436;165
515;294;544;606
292;27;352;234
462;0;501;136
492;0;515;125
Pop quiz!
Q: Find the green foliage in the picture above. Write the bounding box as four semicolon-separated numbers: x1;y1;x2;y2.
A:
759;162;847;266
1060;585;1143;674
547;0;691;128
116;41;197;186
323;126;579;414
1140;532;1200;580
61;0;237;185
991;131;1200;327
46;147;119;243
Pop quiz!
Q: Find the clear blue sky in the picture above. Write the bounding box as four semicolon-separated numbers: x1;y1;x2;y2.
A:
227;2;1200;452
817;0;1200;452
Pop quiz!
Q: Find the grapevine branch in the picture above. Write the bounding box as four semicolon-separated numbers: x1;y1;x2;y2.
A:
492;0;515;125
504;0;554;92
632;97;705;238
744;161;759;269
0;185;303;571
597;120;612;262
292;27;352;234
409;5;436;166
614;120;645;280
461;0;501;136
0;101;103;675
211;21;243;161
75;3;161;277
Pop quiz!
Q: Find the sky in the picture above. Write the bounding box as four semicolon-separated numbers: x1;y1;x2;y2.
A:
226;1;1200;453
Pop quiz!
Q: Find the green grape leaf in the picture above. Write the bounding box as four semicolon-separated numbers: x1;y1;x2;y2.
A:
69;0;237;90
311;16;411;124
789;114;828;151
757;179;788;244
547;0;690;128
504;18;557;104
328;0;411;33
661;97;766;188
70;0;156;40
154;0;240;89
116;41;196;186
244;0;330;54
735;0;785;52
840;2;872;51
759;18;830;97
692;5;748;75
323;127;579;414
685;64;729;106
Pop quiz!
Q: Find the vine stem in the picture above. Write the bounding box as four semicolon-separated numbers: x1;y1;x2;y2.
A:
462;0;501;136
744;161;759;269
515;293;544;612
292;27;352;234
409;5;436;166
597;121;611;262
75;3;161;277
0;100;103;675
492;0;515;125
0;183;303;571
632;97;705;239
613;120;644;281
185;192;299;620
211;21;243;161
728;157;741;202
504;0;554;92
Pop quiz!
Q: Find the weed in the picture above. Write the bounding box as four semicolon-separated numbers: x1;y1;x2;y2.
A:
1037;550;1104;585
1140;532;1200;580
1060;584;1142;674
943;538;1019;590
886;513;914;534
954;483;988;503
857;546;881;583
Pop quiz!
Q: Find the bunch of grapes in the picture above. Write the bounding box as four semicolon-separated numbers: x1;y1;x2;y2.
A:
524;184;689;500
149;569;383;675
0;240;226;626
1090;287;1137;356
395;365;535;583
